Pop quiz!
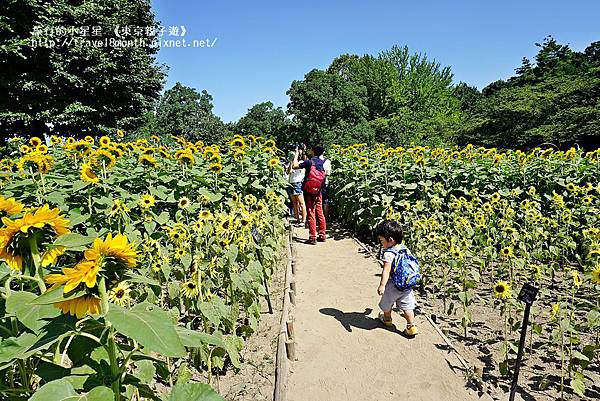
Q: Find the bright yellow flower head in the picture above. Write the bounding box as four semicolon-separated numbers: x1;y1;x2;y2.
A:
139;193;155;209
45;259;100;293
80;163;99;184
0;196;25;218
84;233;138;268
109;281;131;306
55;295;101;319
99;136;111;147
493;281;511;299
591;265;600;285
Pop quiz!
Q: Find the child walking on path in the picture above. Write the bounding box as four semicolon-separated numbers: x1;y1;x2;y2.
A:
376;220;419;337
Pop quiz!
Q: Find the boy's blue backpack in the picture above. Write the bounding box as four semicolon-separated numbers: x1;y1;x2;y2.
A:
385;245;421;290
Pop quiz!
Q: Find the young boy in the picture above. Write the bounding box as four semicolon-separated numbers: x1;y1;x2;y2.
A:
376;220;418;337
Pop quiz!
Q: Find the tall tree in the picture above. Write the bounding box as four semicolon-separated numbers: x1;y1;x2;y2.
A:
0;0;165;137
458;38;600;149
287;69;370;145
235;101;289;146
154;83;229;143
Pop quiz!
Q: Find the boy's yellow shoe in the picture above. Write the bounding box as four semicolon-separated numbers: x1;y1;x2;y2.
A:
404;325;418;337
378;313;393;327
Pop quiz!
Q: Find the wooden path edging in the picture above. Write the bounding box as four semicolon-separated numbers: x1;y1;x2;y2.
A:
273;228;296;401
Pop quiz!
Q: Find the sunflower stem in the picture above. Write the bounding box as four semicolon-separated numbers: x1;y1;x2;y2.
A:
28;238;46;293
106;326;122;401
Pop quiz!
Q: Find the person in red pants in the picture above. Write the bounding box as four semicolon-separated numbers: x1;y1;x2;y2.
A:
292;144;327;244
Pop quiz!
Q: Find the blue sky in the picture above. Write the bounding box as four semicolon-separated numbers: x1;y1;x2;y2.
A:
152;0;599;123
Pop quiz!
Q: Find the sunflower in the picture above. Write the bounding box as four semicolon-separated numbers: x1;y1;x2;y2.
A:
116;129;125;138
193;220;204;231
178;197;191;209
527;186;536;196
239;216;251;228
198;195;211;205
80;163;99;184
84;136;94;144
230;137;246;148
0;205;70;271
591;265;600;285
0;196;24;217
450;247;464;261
182;280;199;298
108;199;129;218
267;158;279;168
17;153;54;174
50;135;62;145
20;145;31;154
108;281;131;306
29;137;42;147
566;182;577;193
198;210;212;220
139;154;157;167
233;149;245;160
84;233;138;268
493;281;511;299
175;150;195;166
66;137;76;145
92;149;117;169
36;144;49;154
218;218;232;232
98;136;110;147
500;246;514;258
45;259;100;293
209;162;223;174
41;246;66;267
244;194;257;206
490;193;501;203
55;295;101;319
582;195;593;206
139;194;155;209
174;247;187;259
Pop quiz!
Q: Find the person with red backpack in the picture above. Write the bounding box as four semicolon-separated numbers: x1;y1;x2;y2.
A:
292;144;327;244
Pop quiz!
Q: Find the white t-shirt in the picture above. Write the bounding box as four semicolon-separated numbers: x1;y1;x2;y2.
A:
289;165;305;183
320;155;331;185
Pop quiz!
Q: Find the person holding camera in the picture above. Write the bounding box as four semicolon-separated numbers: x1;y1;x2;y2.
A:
287;144;307;227
292;144;327;244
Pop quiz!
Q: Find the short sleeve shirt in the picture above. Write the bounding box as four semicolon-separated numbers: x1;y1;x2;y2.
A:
382;245;402;265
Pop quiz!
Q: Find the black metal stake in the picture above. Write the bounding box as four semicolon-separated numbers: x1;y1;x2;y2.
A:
510;283;539;401
258;252;274;314
509;302;531;401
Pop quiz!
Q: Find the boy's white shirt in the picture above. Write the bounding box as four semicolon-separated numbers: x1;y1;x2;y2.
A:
382;244;403;265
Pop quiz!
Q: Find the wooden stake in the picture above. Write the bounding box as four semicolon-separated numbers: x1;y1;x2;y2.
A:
286;320;295;339
290;281;296;292
289;290;296;305
285;340;296;361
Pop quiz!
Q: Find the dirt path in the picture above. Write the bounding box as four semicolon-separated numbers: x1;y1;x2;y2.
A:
286;225;485;401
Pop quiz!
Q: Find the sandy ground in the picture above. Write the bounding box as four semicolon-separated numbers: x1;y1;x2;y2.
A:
286;225;486;401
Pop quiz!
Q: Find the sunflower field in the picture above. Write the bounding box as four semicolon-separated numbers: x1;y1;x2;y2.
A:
0;133;288;400
330;144;600;399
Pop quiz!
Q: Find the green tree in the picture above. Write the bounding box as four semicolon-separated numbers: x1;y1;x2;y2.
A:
154;83;230;143
0;0;165;138
235;102;290;146
287;69;370;145
458;38;600;149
